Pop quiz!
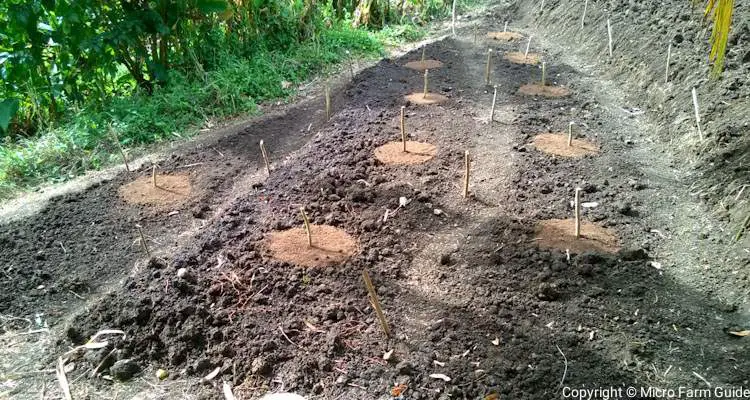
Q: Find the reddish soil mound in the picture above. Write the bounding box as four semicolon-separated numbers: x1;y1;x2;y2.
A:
504;51;541;65
518;84;571;98
119;174;191;205
404;92;448;105
487;31;524;41
373;141;437;165
404;60;444;71
534;218;620;254
532;133;599;157
265;225;358;267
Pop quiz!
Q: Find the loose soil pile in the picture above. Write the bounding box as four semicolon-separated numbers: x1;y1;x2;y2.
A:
503;51;541;64
532;133;599;157
119;174;192;205
487;31;524;41
518;83;571;97
265;225;358;268
404;60;445;71
373;141;437;165
404;92;449;105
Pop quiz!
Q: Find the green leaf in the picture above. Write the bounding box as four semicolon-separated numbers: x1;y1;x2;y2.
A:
0;99;20;133
196;0;229;14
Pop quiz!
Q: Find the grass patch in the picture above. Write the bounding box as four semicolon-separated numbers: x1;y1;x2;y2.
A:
0;24;382;199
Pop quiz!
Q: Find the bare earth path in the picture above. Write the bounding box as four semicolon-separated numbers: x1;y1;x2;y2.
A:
2;3;749;400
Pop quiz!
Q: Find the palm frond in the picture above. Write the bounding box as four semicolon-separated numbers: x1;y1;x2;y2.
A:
703;0;734;76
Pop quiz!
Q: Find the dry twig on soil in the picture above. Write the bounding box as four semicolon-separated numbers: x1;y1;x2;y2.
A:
362;269;391;338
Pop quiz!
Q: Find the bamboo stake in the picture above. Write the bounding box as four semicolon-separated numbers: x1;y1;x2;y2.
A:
451;0;457;36
525;36;532;59
665;42;672;83
111;130;130;172
346;50;354;80
474;25;478;44
485;49;492;85
490;85;498;122
607;18;613;57
463;150;470;198
423;69;429;99
581;0;588;29
400;106;407;152
362;269;391;338
325;84;331;120
421;47;426;63
300;206;313;247
568;122;574;147
151;165;157;188
136;224;151;257
541;62;546;86
504;21;508;32
692;87;703;140
259;140;271;174
574;188;582;238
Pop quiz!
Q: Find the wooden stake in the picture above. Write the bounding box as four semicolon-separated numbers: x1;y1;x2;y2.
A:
346;51;354;80
607;18;613;58
665;42;672;83
362;269;391;338
541;62;546;86
574;188;582;238
259;140;271;175
485;49;492;85
525;36;532;59
300;206;313;247
423;69;429;99
325;84;331;120
136;225;151;257
421;47;426;63
111;130;130;172
504;21;508;32
451;0;457;36
400;106;407;152
474;25;478;44
151;165;157;188
463;150;470;198
490;85;498;122
692;87;703;140
581;0;588;29
568;122;574;147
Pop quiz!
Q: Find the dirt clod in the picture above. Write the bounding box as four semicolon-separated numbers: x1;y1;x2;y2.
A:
110;359;139;381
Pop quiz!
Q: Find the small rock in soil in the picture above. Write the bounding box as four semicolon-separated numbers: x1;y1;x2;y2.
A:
252;356;271;375
110;359;139;381
619;248;650;261
396;361;414;376
439;253;453;265
537;283;561;301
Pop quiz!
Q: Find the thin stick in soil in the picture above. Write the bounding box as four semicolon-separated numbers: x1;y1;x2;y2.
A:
485;49;493;85
581;0;588;29
400;106;407;152
665;42;672;83
421;47;426;63
574;188;582;238
151;165;157;188
56;357;72;400
362;269;391;338
463;150;471;198
525;36;533;59
111;129;130;172
136;224;151;257
423;69;430;99
541;62;546;86
451;0;457;35
607;18;613;57
734;214;750;242
556;345;568;387
568;122;575;147
325;83;332;120
692;87;703;140
490;85;498;122
259;140;271;175
300;206;313;247
504;21;508;32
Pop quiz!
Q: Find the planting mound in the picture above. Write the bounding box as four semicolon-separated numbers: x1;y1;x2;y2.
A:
404;60;444;71
504;51;541;65
119;174;191;205
374;141;437;165
518;84;571;98
487;31;524;41
405;92;448;105
265;225;358;267
533;133;599;157
534;218;620;254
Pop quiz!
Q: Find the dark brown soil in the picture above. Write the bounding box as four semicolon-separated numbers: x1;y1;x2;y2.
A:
3;3;750;400
265;225;358;268
532;133;599;157
374;141;438;165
